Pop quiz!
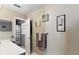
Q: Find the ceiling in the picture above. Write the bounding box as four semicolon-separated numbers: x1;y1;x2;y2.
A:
2;4;45;16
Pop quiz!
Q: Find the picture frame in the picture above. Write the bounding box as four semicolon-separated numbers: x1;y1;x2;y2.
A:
42;14;49;22
57;14;66;32
0;20;12;31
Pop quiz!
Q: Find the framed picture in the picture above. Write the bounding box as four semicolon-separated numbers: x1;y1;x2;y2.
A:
57;14;66;32
42;14;49;22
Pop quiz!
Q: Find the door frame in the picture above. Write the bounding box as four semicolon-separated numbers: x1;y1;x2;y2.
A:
13;17;25;38
13;17;32;54
13;17;25;44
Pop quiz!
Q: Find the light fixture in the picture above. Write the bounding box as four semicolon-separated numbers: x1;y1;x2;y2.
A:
13;4;21;8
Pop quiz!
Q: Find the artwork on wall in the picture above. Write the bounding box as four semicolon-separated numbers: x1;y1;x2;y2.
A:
35;20;41;27
57;14;66;32
0;20;12;31
42;14;49;22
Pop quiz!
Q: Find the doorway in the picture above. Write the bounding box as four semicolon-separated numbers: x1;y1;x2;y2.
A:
13;18;32;54
15;19;25;46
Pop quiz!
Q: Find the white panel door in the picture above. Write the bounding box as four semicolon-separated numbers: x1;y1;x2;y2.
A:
24;19;30;54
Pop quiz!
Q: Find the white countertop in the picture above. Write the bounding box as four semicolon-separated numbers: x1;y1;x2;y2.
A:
0;40;26;55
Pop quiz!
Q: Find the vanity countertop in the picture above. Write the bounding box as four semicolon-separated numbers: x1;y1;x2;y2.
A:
0;40;26;55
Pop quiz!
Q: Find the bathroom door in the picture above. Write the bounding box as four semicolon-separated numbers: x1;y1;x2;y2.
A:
24;19;31;54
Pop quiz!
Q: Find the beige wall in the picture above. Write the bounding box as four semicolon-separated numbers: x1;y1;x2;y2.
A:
28;7;46;54
0;6;27;40
28;4;79;55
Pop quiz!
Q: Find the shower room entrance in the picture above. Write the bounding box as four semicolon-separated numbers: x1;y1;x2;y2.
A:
12;18;32;54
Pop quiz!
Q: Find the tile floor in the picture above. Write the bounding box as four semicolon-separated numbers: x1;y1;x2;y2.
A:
21;46;38;55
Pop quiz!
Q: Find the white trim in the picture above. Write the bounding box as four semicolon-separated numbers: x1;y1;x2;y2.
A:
13;17;26;43
14;17;26;21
